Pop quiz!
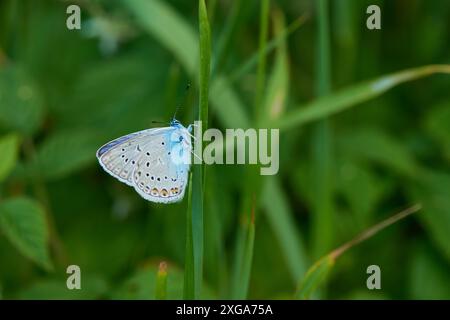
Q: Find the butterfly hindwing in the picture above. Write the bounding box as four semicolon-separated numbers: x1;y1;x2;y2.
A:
132;127;191;203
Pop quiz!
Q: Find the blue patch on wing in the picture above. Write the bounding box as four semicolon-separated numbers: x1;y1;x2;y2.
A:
96;133;139;158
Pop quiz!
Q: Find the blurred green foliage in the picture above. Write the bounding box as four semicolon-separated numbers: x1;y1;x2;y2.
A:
0;0;449;299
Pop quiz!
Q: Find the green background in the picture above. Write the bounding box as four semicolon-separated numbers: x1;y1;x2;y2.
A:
0;0;449;299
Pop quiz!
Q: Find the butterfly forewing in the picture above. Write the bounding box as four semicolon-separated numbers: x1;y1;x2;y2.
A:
96;128;172;186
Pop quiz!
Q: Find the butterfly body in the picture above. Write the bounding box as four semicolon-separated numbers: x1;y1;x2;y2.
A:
96;120;192;203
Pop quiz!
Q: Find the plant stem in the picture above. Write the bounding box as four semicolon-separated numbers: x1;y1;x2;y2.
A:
311;0;333;259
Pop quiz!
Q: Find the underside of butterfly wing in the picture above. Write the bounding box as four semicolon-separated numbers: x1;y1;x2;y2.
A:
132;128;191;203
96;128;171;186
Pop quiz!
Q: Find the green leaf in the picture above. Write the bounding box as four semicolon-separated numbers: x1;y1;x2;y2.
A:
409;170;450;262
338;128;420;178
409;243;450;299
311;0;334;260
0;133;19;182
235;211;255;299
261;177;308;282
183;173;195;299
261;8;289;122
122;0;250;129
336;160;390;227
295;205;420;299
296;255;334;299
0;66;44;135
0;197;52;270
274;64;450;131
425;101;450;162
29;130;103;180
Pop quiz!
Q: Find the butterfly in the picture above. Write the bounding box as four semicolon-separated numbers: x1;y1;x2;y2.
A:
96;119;194;203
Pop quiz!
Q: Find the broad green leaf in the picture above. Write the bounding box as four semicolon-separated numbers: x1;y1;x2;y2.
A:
274;65;450;131
0;133;19;182
29;130;103;180
0;66;44;135
261;177;308;282
18;275;108;299
0;197;52;270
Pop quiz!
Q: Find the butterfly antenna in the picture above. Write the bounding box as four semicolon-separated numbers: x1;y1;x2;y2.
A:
152;120;169;125
172;82;191;121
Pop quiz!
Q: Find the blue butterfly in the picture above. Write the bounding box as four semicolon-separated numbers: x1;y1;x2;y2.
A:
96;119;193;203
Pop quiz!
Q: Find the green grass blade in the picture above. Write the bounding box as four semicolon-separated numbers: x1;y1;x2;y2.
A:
261;8;289;122
227;13;309;88
122;0;249;129
183;173;194;299
254;0;270;118
311;0;333;261
295;204;421;299
199;0;211;136
296;255;334;300
234;202;256;299
155;261;168;300
211;0;243;76
187;0;211;300
123;0;197;74
261;177;308;282
274;64;450;131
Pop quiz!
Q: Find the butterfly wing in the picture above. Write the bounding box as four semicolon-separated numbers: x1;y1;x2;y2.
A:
132;127;191;203
96;128;173;186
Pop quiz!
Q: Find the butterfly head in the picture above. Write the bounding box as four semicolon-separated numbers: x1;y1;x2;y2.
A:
170;118;182;128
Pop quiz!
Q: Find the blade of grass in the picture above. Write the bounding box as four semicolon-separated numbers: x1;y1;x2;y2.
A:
211;0;243;76
261;177;308;282
183;172;194;299
311;0;333;261
155;261;168;300
262;7;289;122
227;13;309;87
234;198;256;299
254;0;270;119
295;204;422;299
274;64;450;131
123;0;249;129
230;0;270;299
186;0;211;300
